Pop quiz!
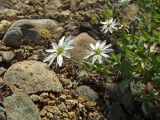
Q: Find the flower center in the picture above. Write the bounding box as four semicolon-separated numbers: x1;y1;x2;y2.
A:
57;47;64;55
95;48;101;55
106;23;112;27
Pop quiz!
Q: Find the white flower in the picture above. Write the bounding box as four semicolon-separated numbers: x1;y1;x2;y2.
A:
84;40;114;64
118;0;131;4
100;18;123;33
43;36;74;67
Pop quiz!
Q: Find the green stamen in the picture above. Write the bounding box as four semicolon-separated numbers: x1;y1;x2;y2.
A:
95;49;101;55
57;47;64;55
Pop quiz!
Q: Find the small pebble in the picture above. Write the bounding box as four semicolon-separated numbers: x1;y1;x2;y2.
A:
40;109;47;117
68;111;75;119
40;92;49;99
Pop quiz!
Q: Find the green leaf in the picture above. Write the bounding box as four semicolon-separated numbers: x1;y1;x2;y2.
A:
155;78;160;90
141;92;156;102
103;6;113;19
119;79;132;92
120;60;132;77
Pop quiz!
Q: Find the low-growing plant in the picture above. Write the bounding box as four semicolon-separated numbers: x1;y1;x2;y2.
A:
88;0;160;119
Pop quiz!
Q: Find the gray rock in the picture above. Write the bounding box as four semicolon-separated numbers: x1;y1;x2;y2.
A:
0;51;15;62
69;32;96;62
44;0;62;19
30;94;40;102
2;19;58;47
21;28;40;46
3;60;63;94
1;27;22;47
3;92;41;120
108;102;128;120
13;2;34;14
0;106;6;120
77;85;99;101
0;67;6;76
0;7;19;20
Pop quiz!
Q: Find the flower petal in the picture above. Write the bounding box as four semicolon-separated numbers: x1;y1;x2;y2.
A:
48;56;56;67
58;36;65;46
45;49;56;53
100;40;106;49
63;51;71;58
64;45;74;50
103;49;114;53
101;53;110;58
100;21;107;25
51;42;58;49
43;53;57;63
109;28;113;33
104;28;109;33
65;36;73;42
84;51;94;59
57;55;63;67
109;18;113;23
97;55;103;63
96;41;100;49
102;44;112;50
92;55;98;64
90;44;95;50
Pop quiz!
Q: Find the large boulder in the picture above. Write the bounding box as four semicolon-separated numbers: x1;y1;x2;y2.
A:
3;92;41;120
2;19;58;47
3;60;63;94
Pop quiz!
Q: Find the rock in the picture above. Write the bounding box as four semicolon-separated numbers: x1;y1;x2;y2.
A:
3;92;41;120
68;111;75;119
46;0;62;9
120;94;134;115
69;33;96;62
30;94;40;102
0;51;15;62
2;19;58;47
108;102;128;120
3;60;63;94
59;77;72;87
65;100;78;105
48;100;56;106
44;0;62;18
44;106;61;115
0;7;19;20
40;92;49;99
77;85;99;101
47;112;53;118
58;102;67;112
58;10;71;21
14;2;34;14
0;20;11;30
85;101;97;110
40;109;47;117
0;106;6;120
59;94;67;101
2;28;22;47
0;67;6;76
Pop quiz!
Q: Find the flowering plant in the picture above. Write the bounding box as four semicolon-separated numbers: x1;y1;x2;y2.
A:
43;36;74;67
84;40;114;64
